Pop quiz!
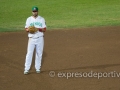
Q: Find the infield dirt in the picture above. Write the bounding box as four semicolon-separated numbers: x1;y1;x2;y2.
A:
0;26;120;90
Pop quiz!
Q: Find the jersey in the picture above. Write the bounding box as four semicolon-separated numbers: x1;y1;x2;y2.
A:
25;16;46;38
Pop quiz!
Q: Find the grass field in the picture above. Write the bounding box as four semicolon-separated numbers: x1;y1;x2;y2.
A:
0;0;120;32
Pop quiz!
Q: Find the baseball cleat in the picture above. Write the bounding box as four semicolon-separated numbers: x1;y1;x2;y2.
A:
24;71;29;75
36;71;40;73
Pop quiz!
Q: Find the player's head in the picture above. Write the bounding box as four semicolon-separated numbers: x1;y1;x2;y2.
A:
32;6;38;17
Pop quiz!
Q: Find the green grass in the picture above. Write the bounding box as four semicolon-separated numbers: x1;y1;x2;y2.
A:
0;0;120;32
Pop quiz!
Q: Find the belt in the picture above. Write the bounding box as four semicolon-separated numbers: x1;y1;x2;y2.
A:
29;37;40;39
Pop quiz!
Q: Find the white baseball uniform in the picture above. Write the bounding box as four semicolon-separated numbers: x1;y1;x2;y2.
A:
24;15;46;72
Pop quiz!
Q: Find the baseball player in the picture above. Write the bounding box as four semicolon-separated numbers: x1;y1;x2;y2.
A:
24;6;46;75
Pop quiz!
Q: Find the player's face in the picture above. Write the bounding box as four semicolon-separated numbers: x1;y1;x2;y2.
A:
32;11;38;17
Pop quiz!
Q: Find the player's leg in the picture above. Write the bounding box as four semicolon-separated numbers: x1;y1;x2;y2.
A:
35;37;44;72
24;38;35;73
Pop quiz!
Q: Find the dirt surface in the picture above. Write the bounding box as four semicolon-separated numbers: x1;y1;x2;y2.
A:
0;26;120;90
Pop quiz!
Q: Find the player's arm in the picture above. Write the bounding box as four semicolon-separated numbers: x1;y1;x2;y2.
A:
37;18;47;32
36;27;46;32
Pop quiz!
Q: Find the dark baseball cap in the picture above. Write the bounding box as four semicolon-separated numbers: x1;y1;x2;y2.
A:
32;6;38;11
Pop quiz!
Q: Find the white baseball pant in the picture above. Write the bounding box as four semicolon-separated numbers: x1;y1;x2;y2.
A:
24;36;44;72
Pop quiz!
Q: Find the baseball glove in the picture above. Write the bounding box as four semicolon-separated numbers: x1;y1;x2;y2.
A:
28;26;38;34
